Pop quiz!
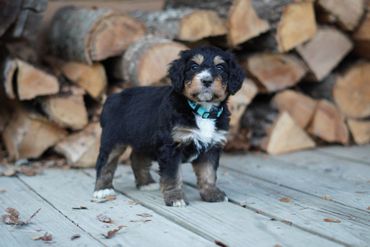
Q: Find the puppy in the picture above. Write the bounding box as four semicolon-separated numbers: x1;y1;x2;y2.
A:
93;46;245;206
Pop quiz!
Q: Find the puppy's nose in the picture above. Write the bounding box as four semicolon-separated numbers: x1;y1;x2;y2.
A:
201;79;213;87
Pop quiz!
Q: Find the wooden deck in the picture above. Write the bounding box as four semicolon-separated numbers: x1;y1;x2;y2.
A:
1;145;369;247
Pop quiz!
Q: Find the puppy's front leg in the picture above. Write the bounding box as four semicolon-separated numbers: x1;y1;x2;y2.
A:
158;145;188;207
192;149;227;202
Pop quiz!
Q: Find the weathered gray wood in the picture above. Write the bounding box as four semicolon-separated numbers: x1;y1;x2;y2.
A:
220;154;370;211
107;166;340;247
19;169;212;247
272;150;370;183
180;164;370;246
318;145;370;166
0;177;101;247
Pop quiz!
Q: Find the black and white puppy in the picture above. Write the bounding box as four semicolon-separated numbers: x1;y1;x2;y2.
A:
93;46;245;206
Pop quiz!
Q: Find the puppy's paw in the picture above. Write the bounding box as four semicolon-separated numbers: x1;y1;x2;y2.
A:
92;188;116;202
163;189;189;207
200;187;227;202
138;183;160;191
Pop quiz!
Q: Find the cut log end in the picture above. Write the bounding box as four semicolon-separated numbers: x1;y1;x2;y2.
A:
347;119;370;145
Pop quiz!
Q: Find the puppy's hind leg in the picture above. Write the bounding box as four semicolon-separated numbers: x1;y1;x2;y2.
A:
93;145;126;201
131;150;159;191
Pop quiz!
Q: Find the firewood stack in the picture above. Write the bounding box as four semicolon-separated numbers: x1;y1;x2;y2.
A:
0;0;370;167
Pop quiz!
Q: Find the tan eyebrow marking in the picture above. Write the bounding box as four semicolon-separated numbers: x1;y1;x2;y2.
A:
213;56;225;65
191;54;204;65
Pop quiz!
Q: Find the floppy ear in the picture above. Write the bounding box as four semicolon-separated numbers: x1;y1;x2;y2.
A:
227;54;245;95
168;53;186;93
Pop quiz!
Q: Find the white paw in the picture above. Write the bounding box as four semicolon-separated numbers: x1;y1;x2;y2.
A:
172;199;187;207
92;188;116;202
139;183;160;191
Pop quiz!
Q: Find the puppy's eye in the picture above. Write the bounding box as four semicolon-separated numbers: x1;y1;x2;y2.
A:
216;65;224;72
191;64;199;71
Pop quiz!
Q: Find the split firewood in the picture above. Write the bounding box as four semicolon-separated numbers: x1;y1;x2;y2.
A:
2;58;59;100
296;27;353;81
134;8;226;42
228;79;258;132
48;6;146;64
308;100;349;144
272;90;317;129
61;62;107;99
353;10;370;59
42;93;88;130
317;0;364;31
55;123;101;168
244;53;307;92
0;0;48;41
333;63;370;119
115;36;187;86
2;108;67;160
347;119;370;145
261;112;316;155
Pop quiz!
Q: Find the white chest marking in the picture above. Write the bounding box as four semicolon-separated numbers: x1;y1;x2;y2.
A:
172;115;228;150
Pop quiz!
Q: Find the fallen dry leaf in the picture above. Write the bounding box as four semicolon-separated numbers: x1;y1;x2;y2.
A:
130;219;152;223
367;206;370;211
323;218;341;223
72;206;88;210
215;240;228;247
97;214;112;223
0;188;6;193
279;197;291;203
33;232;53;241
102;225;125;239
274;245;282;247
71;234;81;240
18;166;40;176
282;219;293;226
136;213;152;218
2;207;41;226
91;195;117;203
321;195;333;201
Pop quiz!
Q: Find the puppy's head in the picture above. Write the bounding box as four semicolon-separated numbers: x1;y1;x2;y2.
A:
169;46;245;103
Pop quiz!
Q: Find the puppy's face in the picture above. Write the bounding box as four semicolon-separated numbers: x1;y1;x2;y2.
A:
169;47;245;103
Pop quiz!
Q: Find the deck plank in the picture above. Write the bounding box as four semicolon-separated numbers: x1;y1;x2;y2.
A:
18;169;212;247
105;166;341;247
318;145;370;166
180;163;370;247
220;154;370;211
271;149;370;183
0;177;101;247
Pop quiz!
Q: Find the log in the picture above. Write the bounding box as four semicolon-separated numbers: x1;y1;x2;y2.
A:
1;57;17;99
353;10;370;59
317;0;364;31
244;53;307;92
42;93;88;130
308;100;349;144
2;108;67;160
61;62;107;99
134;8;227;42
0;0;48;41
16;59;60;100
228;79;258;132
296;27;353;81
165;0;316;50
347;119;370;145
48;6;146;64
55;122;102;168
119;36;187;86
262;112;316;155
272;90;317;129
333;63;370;119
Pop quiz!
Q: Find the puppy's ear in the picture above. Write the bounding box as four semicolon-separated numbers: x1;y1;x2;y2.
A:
227;53;245;95
168;52;186;93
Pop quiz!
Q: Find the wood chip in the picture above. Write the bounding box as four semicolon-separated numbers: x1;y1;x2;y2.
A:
70;234;81;240
33;232;53;241
279;197;291;203
72;206;88;210
323;218;341;223
136;213;152;218
2;207;41;226
102;225;125;239
0;188;6;193
97;214;112;223
367;206;370;210
215;240;229;247
321;195;333;201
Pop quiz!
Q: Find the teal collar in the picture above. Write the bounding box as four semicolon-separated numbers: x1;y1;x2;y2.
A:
187;100;223;119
